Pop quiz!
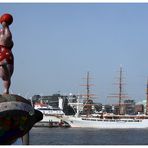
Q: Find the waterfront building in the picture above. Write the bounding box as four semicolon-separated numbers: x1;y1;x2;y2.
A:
135;104;144;114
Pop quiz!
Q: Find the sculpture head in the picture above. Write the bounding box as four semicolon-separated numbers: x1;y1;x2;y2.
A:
0;13;13;25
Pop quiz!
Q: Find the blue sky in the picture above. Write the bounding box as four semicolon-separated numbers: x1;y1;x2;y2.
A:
0;3;148;104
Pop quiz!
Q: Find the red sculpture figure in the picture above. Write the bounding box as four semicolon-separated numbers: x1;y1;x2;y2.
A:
0;13;14;94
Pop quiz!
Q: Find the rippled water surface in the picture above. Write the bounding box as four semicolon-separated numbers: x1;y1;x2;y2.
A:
30;127;148;145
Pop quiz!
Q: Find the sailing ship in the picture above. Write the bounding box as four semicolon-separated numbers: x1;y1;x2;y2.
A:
62;68;148;128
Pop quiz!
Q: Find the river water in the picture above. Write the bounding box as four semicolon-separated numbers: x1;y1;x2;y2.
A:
29;127;148;145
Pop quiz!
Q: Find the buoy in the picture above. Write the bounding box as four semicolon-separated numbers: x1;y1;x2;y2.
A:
0;94;43;145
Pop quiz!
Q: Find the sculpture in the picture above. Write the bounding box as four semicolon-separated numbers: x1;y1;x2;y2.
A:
0;13;14;94
0;13;43;145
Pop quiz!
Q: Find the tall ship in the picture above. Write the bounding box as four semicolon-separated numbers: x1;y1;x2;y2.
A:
62;68;148;128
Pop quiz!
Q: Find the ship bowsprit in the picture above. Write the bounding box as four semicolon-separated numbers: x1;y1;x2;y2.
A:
0;94;43;145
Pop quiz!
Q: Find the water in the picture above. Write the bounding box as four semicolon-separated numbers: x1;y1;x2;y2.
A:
30;127;148;145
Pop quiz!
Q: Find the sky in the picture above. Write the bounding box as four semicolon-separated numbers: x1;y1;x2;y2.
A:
0;3;148;104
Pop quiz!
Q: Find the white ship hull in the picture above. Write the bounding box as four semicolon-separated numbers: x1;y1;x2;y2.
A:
34;106;64;127
34;113;62;126
62;115;148;128
34;115;62;127
41;114;61;122
34;104;64;123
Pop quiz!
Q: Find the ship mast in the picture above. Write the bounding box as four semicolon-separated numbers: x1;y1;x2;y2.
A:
146;79;148;115
81;71;94;116
86;71;90;102
108;66;129;115
118;66;122;113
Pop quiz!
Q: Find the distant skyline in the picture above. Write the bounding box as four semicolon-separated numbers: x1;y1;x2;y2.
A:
0;3;148;104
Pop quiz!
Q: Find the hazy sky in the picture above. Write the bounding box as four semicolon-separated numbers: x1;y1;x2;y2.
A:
0;3;148;104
